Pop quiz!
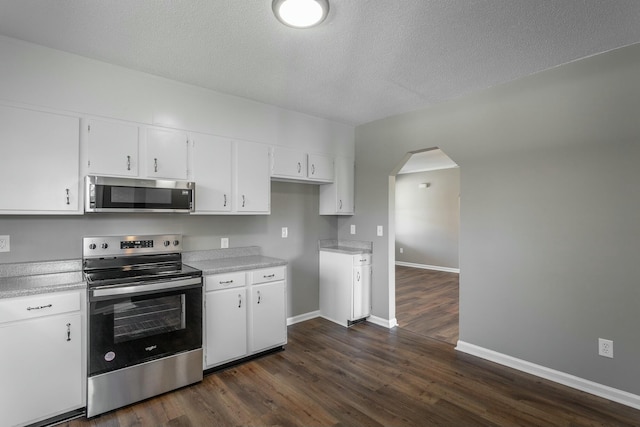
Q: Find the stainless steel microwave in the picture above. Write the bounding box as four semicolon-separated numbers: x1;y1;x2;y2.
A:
85;175;195;213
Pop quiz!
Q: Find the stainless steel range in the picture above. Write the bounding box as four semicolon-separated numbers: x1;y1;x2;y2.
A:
83;234;203;417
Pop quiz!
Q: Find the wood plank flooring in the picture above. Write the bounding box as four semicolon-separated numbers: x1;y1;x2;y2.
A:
62;317;640;426
395;266;459;344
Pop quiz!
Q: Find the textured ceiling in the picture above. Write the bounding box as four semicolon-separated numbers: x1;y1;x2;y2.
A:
1;0;640;125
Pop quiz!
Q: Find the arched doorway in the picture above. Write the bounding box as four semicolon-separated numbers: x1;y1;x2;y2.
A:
392;148;460;344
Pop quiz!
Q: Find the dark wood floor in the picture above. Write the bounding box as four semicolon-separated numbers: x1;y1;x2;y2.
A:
395;266;459;345
63;317;640;426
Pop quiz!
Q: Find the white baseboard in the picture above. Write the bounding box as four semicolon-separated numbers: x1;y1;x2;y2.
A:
367;315;398;329
287;310;320;326
456;340;640;411
395;261;460;274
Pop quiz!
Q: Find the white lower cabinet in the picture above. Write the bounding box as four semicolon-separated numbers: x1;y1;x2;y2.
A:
319;251;372;327
204;266;286;369
0;291;84;427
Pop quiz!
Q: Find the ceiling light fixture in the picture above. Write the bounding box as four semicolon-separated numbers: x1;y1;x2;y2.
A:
272;0;329;29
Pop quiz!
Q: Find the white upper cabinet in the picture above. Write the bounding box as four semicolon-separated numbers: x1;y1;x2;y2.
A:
271;146;306;179
0;104;81;214
190;133;233;213
235;140;270;214
86;119;139;177
320;156;355;215
270;146;334;183
307;153;334;182
146;127;189;180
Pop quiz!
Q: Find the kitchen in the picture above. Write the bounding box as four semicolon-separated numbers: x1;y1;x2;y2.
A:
2;1;640;426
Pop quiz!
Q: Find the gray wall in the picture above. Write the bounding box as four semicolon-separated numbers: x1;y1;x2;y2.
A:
0;182;336;318
395;168;459;268
347;43;640;395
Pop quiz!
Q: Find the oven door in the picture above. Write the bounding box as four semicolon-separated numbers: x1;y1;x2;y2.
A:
88;277;202;377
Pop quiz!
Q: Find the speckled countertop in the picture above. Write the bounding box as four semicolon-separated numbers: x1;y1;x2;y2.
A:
318;239;373;255
183;246;287;275
0;260;86;299
0;247;287;299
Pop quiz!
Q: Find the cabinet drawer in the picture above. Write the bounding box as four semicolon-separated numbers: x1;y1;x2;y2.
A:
249;266;285;284
353;253;372;266
0;291;81;324
205;272;246;291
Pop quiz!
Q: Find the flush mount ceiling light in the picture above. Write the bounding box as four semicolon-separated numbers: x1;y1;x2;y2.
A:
272;0;329;29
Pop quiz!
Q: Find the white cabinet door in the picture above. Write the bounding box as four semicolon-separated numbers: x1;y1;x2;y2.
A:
87;119;139;177
319;156;354;215
307;153;334;182
0;105;80;213
271;146;306;179
235;140;270;213
146;127;188;180
250;281;286;353
0;313;82;427
205;288;247;367
191;133;232;213
352;265;372;320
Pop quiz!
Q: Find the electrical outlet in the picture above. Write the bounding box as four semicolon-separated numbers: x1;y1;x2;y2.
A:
0;235;9;253
598;338;613;358
220;237;229;249
377;225;383;236
350;225;356;235
399;247;404;254
281;227;288;238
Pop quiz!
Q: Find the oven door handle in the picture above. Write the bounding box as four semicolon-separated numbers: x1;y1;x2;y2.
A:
90;277;202;298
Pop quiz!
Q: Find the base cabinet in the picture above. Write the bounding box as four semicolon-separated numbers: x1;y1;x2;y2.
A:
319;251;372;327
204;266;286;369
0;291;84;427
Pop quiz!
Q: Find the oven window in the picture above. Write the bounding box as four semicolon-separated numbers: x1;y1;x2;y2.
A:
113;294;185;343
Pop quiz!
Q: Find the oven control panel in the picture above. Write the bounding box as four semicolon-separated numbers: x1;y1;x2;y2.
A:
83;234;183;257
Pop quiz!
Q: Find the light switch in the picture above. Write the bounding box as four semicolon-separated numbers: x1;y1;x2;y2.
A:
282;227;288;238
377;225;383;236
220;237;229;248
350;224;356;235
0;235;9;253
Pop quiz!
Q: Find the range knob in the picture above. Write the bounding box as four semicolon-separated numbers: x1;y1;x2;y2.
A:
173;240;180;246
101;243;109;249
88;243;97;250
163;240;171;247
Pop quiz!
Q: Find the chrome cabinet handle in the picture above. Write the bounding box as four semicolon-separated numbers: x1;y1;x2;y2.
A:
257;290;261;304
263;274;275;279
154;158;158;172
65;189;70;205
242;195;246;207
27;304;52;311
357;272;361;281
223;194;227;207
238;294;242;308
311;164;315;175
66;323;71;341
127;155;131;171
339;199;343;210
220;280;234;285
297;162;301;173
